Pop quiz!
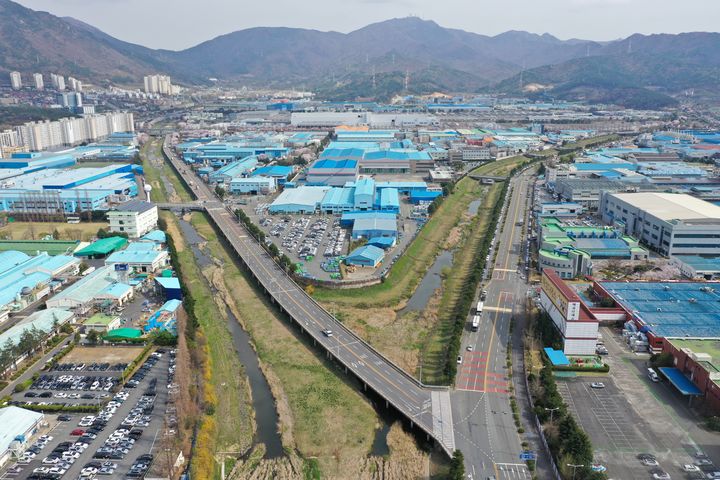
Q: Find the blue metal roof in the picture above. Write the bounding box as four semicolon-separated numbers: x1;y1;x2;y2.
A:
141;230;167;243
311;159;358;170
543;347;570;366
155;277;181;290
355;178;375;197
100;282;132;298
658;367;703;395
346;245;385;264
252;165;293;177
379;188;400;209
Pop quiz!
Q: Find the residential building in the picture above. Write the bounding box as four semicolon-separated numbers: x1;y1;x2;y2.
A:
32;73;43;91
9;72;21;90
107;200;158;238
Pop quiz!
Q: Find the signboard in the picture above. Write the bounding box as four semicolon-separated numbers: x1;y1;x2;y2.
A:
114;263;129;272
540;272;579;321
519;451;537;461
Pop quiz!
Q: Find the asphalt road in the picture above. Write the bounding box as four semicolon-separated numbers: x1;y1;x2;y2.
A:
451;168;535;480
161;138;457;455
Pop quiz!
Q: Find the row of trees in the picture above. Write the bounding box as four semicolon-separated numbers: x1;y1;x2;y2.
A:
235;209;296;273
0;325;64;378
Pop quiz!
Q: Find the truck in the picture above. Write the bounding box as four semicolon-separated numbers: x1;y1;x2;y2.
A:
471;315;480;332
475;301;484;315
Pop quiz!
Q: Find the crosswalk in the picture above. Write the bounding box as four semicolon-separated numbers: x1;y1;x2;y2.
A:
431;390;455;452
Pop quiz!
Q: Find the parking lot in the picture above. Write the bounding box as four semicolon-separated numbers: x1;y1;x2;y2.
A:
555;327;720;480
2;348;177;480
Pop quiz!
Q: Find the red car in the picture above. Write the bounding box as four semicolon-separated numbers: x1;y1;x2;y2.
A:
70;428;85;436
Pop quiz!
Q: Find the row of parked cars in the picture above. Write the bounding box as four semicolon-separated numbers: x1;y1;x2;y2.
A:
23;437;90;479
323;220;346;257
53;362;127;372
125;353;162;389
31;374;118;392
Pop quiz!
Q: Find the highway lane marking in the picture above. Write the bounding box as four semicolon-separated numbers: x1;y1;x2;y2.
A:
483;306;513;313
493;268;516;272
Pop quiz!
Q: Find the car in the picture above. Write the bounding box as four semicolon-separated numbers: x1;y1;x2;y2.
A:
651;471;671;480
457;356;463;364
70;429;85;436
696;459;714;466
57;414;71;421
642;458;660;466
706;472;720;479
590;382;606;389
321;329;333;337
24;392;37;398
591;464;606;472
683;465;702;472
466;345;474;351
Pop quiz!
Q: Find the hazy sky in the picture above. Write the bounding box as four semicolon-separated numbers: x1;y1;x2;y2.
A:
15;0;720;50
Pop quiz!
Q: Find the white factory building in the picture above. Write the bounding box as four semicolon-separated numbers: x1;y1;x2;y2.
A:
600;192;720;256
107;200;158;238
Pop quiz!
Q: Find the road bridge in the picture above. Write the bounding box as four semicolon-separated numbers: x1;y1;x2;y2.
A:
159;137;457;456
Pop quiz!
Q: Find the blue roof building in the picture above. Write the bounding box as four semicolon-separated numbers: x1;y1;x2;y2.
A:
340;211;396;227
376;188;400;213
140;230;167;244
320;187;356;214
352;217;397;240
354;178;375;210
155;277;182;301
345;245;385;268
367;237;396;249
251;165;293;184
209;156;259;183
105;242;169;273
306;159;359;186
409;190;442;204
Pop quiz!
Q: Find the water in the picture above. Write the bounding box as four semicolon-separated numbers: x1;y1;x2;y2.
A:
370;421;391;456
400;250;453;313
468;199;482;215
178;216;284;458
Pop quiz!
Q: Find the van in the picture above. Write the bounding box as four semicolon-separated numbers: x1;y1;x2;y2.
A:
647;368;660;382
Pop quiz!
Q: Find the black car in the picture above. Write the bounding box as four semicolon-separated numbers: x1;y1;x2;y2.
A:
24;392;37;398
57;415;71;421
38;391;52;398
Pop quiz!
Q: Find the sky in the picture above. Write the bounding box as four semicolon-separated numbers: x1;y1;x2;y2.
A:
15;0;720;50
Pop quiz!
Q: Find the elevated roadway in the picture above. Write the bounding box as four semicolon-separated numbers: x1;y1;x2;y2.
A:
160;138;457;456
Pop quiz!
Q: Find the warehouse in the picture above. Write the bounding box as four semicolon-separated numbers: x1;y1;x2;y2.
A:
340;211;396;227
306;159;359;186
320;187;355;214
554;179;628;208
376;188;400;213
83;313;121;333
0;251;80;315
672;255;720;280
105;242;170;273
353;178;375;210
409;190;442;204
660;339;720;414
74;236;128;259
251;165;293;185
268;186;330;214
230;177;276;194
599;192;720;256
0;407;44;467
345;245;385;268
352;217;397;239
208;156;259;184
0;308;74;354
46;265;132;313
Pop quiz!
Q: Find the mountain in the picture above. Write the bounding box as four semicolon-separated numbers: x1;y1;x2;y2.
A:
494;32;720;108
0;0;175;84
1;0;719;108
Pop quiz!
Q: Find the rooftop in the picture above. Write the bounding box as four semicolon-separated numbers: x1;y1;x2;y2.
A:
0;406;44;454
112;200;155;214
84;313;117;326
75;237;128;257
600;281;720;338
607;192;720;221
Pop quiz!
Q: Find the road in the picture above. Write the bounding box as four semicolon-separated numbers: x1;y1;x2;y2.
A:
451;167;536;480
160;138;457;456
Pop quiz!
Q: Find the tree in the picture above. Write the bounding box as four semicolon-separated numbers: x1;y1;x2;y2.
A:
153;330;178;346
268;243;280;258
448;450;465;480
52;228;61;240
86;330;100;345
215;185;227;199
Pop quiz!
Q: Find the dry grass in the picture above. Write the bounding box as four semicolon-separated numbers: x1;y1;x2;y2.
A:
63;346;144;364
0;221;107;242
190;212;379;477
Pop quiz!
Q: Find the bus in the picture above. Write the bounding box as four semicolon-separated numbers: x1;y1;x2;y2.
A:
471;315;480;331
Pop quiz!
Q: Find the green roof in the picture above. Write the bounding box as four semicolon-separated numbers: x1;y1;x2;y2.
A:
83;313;117;326
104;327;143;339
75;237;128;257
0;240;79;256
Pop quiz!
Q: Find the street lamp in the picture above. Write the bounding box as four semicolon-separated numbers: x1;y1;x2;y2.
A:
545;406;560;423
567;463;584;480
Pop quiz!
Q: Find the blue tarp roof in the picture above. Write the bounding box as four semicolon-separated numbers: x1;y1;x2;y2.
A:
544;347;570;366
658;367;703;396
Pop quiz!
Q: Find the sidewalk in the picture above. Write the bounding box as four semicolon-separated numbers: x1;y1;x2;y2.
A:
0;336;73;398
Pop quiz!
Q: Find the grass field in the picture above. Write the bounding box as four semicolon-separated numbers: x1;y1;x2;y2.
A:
190;213;379;476
0;221;107;242
141;139;193;203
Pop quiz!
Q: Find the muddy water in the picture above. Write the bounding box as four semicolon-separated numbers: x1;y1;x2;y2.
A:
399;250;454;314
177;217;285;459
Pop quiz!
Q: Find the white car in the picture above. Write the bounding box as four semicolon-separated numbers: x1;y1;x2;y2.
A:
590;382;606;389
706;472;720;479
651;472;671;480
642;458;659;466
682;465;701;472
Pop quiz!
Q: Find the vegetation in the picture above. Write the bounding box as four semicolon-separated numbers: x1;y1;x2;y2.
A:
0;221;107;242
0;106;77;130
448;450;465;480
0;327;59;378
190;212;379;476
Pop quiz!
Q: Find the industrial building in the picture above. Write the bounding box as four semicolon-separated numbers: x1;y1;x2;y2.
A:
208;156;259;184
105;241;169;273
143;299;181;335
306;159;359;186
0;251;80;319
230;177;277;195
251;165;293;185
83;313;121;333
0;407;44;467
74;237;128;259
179;142;288;164
46;265;133;314
554;179;629;208
538;269;599;355
537;202;585;217
537;217;647;279
661;339;720;414
600;192;720;256
0;308;74;356
106;200;158;238
672;255;720;280
351;216;397;239
268;187;331;214
345;245;385;268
